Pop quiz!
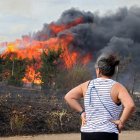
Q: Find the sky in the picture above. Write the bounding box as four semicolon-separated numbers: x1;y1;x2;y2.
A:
0;0;140;42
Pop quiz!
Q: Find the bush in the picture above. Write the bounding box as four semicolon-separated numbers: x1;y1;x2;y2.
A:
56;64;92;90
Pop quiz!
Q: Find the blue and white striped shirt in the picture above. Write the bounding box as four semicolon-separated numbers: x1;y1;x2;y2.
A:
81;78;123;134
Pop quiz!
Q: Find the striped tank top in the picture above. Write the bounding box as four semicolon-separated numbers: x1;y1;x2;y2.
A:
81;78;123;134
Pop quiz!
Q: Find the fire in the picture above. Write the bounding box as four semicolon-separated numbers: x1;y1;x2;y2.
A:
63;51;78;68
42;34;77;68
22;66;41;85
50;17;83;34
0;16;92;85
7;42;17;52
82;54;93;65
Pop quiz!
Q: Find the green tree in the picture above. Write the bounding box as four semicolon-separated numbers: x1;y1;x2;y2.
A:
7;58;28;86
40;48;62;89
1;53;28;86
0;54;13;81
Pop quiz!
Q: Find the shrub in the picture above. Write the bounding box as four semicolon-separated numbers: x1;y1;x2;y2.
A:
56;64;92;90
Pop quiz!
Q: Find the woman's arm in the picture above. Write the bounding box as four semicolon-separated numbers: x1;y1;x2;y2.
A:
118;83;136;124
64;81;89;113
112;83;136;132
64;81;89;126
64;84;83;113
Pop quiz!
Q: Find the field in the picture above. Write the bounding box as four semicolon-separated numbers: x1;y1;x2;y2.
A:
0;81;140;137
0;83;140;136
0;131;140;140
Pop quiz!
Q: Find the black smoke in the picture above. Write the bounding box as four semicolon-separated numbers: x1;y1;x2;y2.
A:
34;7;140;91
34;8;94;40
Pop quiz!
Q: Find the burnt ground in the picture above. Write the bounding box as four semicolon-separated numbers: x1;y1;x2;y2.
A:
0;83;140;136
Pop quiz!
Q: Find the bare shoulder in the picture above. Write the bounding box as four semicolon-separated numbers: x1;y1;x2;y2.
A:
80;80;90;96
112;81;127;95
80;80;90;87
111;82;133;105
112;82;127;92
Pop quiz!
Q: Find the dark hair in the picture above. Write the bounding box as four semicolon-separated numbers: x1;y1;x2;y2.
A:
96;55;120;77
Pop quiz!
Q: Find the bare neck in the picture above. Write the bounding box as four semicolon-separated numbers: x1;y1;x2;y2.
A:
97;75;111;79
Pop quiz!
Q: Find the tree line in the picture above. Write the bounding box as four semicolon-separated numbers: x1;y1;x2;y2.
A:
0;49;62;89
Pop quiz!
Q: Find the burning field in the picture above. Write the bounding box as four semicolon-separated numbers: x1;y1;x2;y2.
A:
0;7;140;136
0;9;94;87
0;7;140;90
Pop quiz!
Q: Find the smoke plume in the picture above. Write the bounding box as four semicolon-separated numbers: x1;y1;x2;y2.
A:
1;7;140;91
34;7;140;90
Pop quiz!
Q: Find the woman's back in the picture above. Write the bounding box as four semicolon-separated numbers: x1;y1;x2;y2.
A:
81;78;122;133
65;54;135;140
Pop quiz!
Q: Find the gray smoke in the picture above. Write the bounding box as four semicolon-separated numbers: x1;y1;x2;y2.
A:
34;8;94;40
56;8;94;24
34;7;140;91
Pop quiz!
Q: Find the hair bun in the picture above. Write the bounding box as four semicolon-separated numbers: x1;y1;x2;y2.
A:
108;55;119;66
96;54;120;77
114;60;120;66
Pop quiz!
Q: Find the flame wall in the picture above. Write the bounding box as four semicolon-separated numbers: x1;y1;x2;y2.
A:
0;7;140;89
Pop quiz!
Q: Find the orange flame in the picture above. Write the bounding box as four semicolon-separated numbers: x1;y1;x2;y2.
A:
22;66;41;85
50;17;83;34
82;54;93;65
0;17;92;85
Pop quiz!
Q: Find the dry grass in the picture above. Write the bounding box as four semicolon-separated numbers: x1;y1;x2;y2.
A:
0;131;140;140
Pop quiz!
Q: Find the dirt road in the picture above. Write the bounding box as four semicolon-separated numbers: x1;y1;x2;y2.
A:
1;131;140;140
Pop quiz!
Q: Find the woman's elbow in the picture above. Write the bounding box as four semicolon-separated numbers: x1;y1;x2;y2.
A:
124;102;136;112
131;104;136;112
64;94;70;102
129;103;136;112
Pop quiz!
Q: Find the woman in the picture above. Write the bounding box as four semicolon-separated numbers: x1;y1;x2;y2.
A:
64;54;135;140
